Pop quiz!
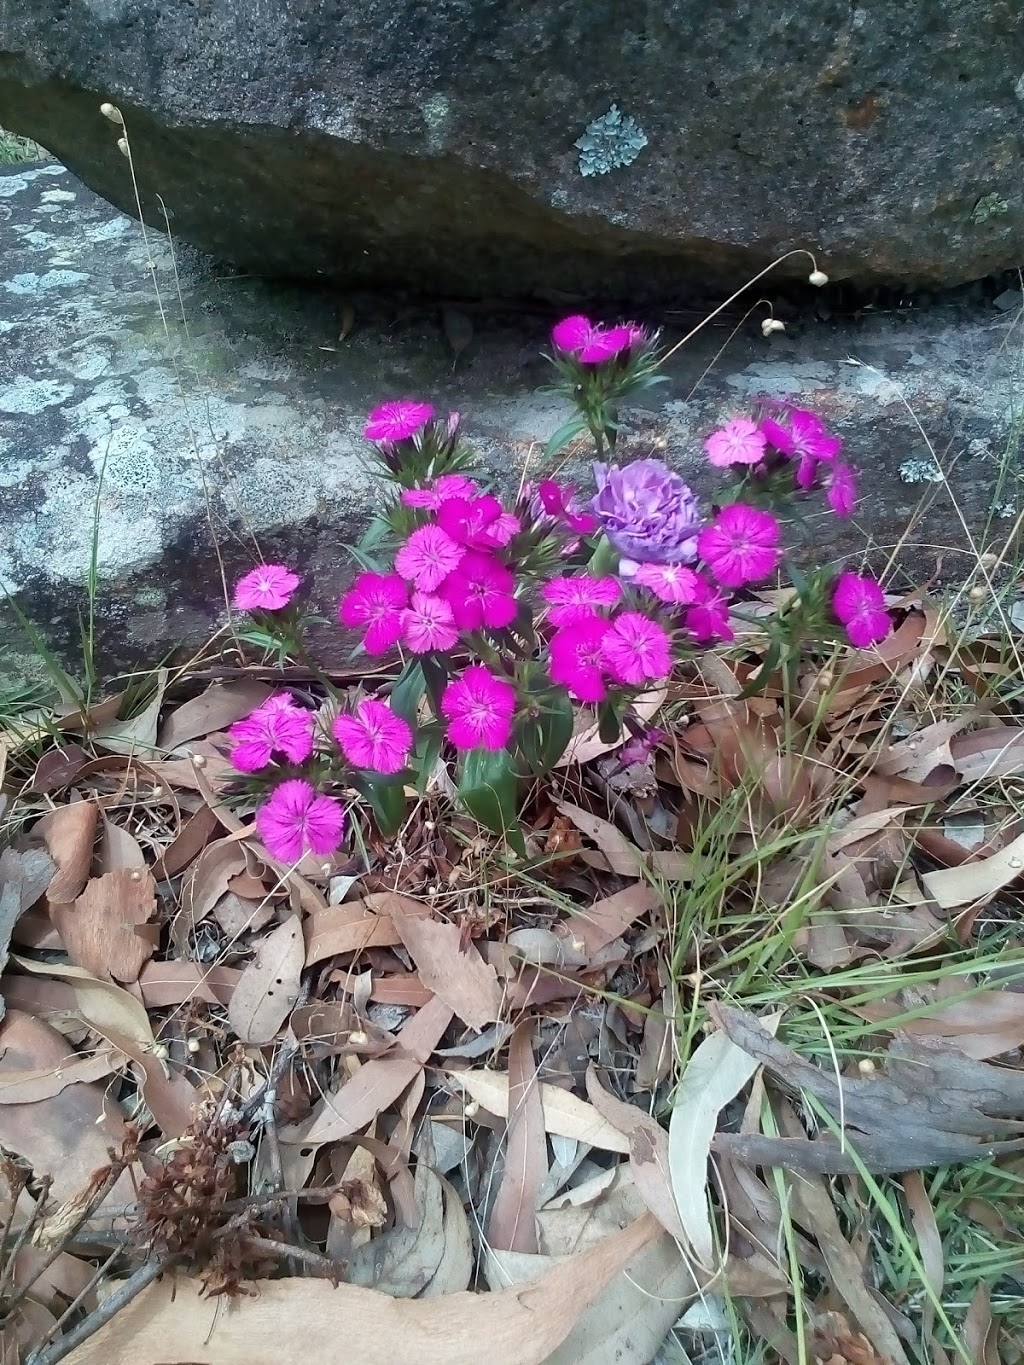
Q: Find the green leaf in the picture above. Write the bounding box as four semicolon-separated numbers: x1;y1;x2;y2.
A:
412;723;444;795
587;535;619;577
458;747;525;856
390;658;425;728
598;701;622;745
544;412;588;458
516;689;575;776
420;654;451;718
737;637;781;701
352;772;408;837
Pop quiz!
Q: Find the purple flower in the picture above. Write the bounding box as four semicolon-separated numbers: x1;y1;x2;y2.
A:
590;460;701;566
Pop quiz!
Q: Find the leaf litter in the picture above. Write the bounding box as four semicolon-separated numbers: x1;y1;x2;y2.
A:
1;607;1024;1362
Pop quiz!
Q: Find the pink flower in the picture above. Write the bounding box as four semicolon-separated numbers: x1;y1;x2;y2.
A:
441;552;518;631
542;574;621;626
619;726;666;765
601;613;672;686
437;495;520;550
441;665;516;751
697;504;782;588
761;407;842;488
364;400;434;444
333;698;412;775
550;315;633;363
827;462;857;518
536;479;597;534
579;325;633;363
232;564;301;612
339;572;408;654
395;524;464;592
633;561;702;605
704;418;767;469
402;592;459;653
685;574;734;643
832;572;892;649
229;693;315;773
256;779;345;863
401;474;479;510
551;315;594;353
549;616;611;703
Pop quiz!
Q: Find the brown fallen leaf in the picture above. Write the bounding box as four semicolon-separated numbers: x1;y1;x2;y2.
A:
488;1020;545;1254
50;868;157;983
556;801;692;879
174;834;248;951
0;847;55;1018
389;903;502;1031
291;996;453;1145
93;668;167;754
555;688;666;768
150;804;218;881
450;1069;629;1154
158;679;273;750
855;987;1024;1061
0;1048;122;1104
902;1170;944;1342
36;799;97;903
569;883;660;958
227;914;304;1045
585;1066;685;1242
64;1213;661;1365
304;894;432;966
11;954;156;1051
922;829;1024;908
0;1011;130;1202
138;960;240;1008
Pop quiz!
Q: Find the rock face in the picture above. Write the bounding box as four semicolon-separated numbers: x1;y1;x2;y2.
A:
0;162;1018;686
1;2;1023;299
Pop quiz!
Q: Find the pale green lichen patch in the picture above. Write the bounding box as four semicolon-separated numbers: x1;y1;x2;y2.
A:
575;105;648;176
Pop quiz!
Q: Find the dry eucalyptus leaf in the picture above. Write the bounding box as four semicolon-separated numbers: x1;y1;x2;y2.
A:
36;800;97;903
227;913;304;1045
64;1214;661;1365
158;679;273;751
922;828;1024;908
556;688;665;767
50;868;157;984
93;668;167;754
450;1068;629;1154
487;1021;545;1254
347;1160;448;1296
389;904;502;1031
11;954;156;1050
668;1012;782;1267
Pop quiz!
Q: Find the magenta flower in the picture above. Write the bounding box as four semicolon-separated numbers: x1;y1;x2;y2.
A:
685;574;734;643
402;591;459;653
832;572;892;649
333;698;413;775
441;665;516;751
550;315;633;364
232;564;301;613
549;616;611;703
442;551;518;631
364;400;434;444
697;504;782;588
401;473;479;510
591;460;701;566
704;418;767;469
542;574;621;626
536;480;598;534
619;726;666;765
339;572;408;654
395;524;464;592
827;462;857;518
579;325;633;363
601;613;672;686
256;779;345;863
633;561;702;605
228;694;315;773
551;315;594;353
761;407;842;488
437;495;520;550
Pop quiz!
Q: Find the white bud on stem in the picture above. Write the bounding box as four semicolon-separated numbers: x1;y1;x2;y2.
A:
761;318;786;336
100;102;124;126
117;137;130;158
808;269;829;287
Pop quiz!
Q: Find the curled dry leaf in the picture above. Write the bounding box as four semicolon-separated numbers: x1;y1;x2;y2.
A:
63;1213;661;1365
922;828;1024;908
487;1021;545;1254
449;1068;630;1154
556;801;692;880
93;668;167;755
348;1161;462;1297
388;903;502;1031
158;679;273;751
305;894;432;966
227;913;304;1046
50;868;158;984
555;687;666;767
36;799;97;903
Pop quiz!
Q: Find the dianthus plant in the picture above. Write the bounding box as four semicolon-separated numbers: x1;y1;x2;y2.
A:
225;318;892;863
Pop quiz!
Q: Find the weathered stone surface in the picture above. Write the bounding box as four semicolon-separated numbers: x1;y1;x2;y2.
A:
1;2;1023;298
0;163;1019;685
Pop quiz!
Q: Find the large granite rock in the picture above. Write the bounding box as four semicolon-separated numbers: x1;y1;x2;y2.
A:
0;162;1019;685
1;2;1023;299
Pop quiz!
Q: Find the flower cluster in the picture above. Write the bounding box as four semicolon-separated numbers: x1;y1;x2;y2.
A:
224;328;894;856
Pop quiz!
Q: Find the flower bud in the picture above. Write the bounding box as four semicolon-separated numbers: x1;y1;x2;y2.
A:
808;269;829;287
100;102;124;125
761;318;786;336
117;137;130;158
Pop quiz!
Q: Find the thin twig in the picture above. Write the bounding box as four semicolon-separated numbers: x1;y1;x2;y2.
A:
25;1254;172;1365
31;1246;122;1354
0;1176;51;1304
244;1236;342;1281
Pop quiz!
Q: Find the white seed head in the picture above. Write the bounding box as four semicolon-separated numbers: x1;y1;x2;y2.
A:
808;269;829;287
761;318;786;336
349;1030;369;1046
152;1042;169;1061
129;868;143;881
117;136;130;158
186;1036;201;1054
857;1057;876;1075
192;753;207;768
100;102;124;126
968;584;987;604
464;1101;479;1119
